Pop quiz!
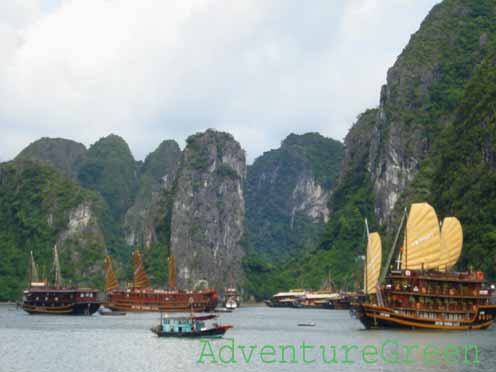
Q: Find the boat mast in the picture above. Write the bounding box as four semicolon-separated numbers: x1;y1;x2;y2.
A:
381;208;407;280
168;256;176;289
53;245;62;289
364;218;370;296
395;208;408;270
404;210;408;270
29;251;40;285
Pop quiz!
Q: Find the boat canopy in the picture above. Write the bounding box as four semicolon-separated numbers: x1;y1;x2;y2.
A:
439;217;463;271
365;232;382;294
401;203;441;270
273;291;306;298
302;293;341;300
163;314;216;321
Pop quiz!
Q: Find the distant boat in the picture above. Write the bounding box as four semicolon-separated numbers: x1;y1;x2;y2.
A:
151;314;233;338
104;253;218;313
225;298;238;310
266;289;355;309
354;203;496;330
264;289;306;307
297;322;316;327
295;291;343;309
223;287;240;309
21;247;101;315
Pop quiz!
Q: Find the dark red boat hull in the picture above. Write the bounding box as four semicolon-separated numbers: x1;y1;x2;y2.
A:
105;288;218;313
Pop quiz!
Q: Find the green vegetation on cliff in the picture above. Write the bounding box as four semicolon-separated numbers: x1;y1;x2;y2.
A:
244;0;496;300
78;134;139;222
243;115;376;299
15;137;87;180
124;140;181;249
245;133;343;263
0;161;108;300
399;48;496;278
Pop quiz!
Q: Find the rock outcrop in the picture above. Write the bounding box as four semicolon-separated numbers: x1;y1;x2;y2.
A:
78;134;139;222
170;130;246;289
15;137;87;180
0;160;108;299
124;140;181;248
365;0;496;222
245;133;343;261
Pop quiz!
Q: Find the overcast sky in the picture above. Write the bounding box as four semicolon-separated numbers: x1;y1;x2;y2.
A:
0;0;440;163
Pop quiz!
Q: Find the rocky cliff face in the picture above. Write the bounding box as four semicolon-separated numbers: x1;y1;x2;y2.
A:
251;0;496;298
78;134;139;222
245;133;343;261
365;0;496;223
0;161;108;299
170;130;246;289
124;140;181;248
398;48;496;278
15;137;87;180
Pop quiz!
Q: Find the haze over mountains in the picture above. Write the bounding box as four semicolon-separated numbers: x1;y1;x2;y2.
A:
1;0;495;301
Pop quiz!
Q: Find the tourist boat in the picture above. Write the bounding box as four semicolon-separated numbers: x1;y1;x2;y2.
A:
150;314;233;338
104;252;218;312
223;287;240;309
328;294;355;310
294;291;341;309
354;202;496;330
264;289;306;307
21;247;101;315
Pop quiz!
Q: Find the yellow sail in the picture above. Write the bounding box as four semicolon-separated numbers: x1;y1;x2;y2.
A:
365;232;382;294
168;256;177;289
439;217;463;271
132;250;150;288
401;202;441;270
104;256;119;292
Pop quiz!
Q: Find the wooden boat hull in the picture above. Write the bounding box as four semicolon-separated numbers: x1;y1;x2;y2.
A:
151;325;232;338
22;302;100;315
331;300;351;310
264;300;296;308
105;288;218;313
355;303;496;330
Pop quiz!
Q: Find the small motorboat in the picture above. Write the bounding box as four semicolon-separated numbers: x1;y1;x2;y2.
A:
225;298;238;310
98;307;126;316
297;322;316;327
151;314;233;338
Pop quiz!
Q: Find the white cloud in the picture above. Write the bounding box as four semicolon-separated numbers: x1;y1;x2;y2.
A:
0;0;440;163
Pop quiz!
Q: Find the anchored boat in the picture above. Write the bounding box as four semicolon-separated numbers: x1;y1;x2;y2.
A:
151;314;233;338
104;252;218;312
355;202;496;330
264;289;306;307
223;287;240;310
21;247;101;315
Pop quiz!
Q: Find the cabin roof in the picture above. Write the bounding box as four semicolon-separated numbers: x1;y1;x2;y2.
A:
163;314;217;321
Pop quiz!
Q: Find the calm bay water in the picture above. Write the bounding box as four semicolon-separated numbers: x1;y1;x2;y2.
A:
0;304;495;372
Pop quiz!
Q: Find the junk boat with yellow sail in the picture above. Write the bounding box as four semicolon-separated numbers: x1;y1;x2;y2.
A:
355;202;496;330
